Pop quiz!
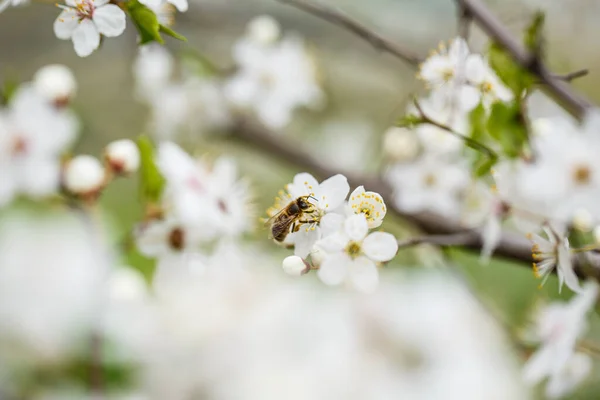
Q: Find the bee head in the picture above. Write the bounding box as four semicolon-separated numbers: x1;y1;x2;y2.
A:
297;197;313;210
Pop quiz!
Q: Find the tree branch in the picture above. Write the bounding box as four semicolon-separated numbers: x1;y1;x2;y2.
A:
274;0;423;65
455;0;592;119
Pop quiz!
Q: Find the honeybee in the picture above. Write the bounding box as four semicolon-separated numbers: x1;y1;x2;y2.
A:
266;195;319;242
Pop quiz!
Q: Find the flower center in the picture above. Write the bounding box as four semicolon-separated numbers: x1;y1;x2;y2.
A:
75;0;94;18
423;173;437;187
168;227;185;251
11;136;27;156
346;241;362;258
573;164;592;186
480;81;493;93
442;68;454;82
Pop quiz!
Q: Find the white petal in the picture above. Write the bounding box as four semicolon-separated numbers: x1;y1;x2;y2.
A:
523;345;554;385
319;212;344;237
546;353;593;399
93;4;126;37
318;174;349;210
349;256;379;293
289;172;319;198
557;246;581;293
53;9;79;40
292;228;319;258
135;221;170;257
317;253;350;286
344;214;368;242
72;19;100;57
362;232;398;262
168;0;187;12
19;158;60;197
317;232;348;254
349;185;365;199
93;0;109;6
480;215;502;263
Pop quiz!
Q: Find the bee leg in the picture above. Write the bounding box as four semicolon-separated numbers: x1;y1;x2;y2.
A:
291;222;299;233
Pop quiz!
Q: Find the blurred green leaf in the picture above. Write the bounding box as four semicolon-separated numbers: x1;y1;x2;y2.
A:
159;24;187;42
136;135;165;203
125;0;164;45
487;101;528;158
0;75;19;105
488;43;534;96
524;11;545;54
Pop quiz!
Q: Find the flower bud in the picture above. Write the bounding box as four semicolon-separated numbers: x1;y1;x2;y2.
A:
282;256;309;277
33;64;77;107
63;155;105;197
247;15;281;45
383;126;419;161
573;208;593;232
105;139;140;175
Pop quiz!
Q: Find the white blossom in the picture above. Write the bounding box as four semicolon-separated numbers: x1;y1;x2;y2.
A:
0;0;28;13
528;224;580;293
386;156;470;217
382;126;419;161
63;155;105;196
0;212;106;377
53;0;126;57
247;15;281;44
140;0;186;14
0;86;78;206
225;23;324;129
282;255;309;277
523;281;599;398
317;213;397;292
32;64;77;105
105;139;140;174
347;186;386;229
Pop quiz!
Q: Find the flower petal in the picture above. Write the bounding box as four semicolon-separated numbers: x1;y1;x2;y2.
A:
557;245;581;293
289;172;319;198
168;0;187;12
349;256;379;293
344;214;368;242
362;231;398;262
319;212;344;238
93;4;126;37
53;9;79;40
318;174;349;211
292;228;319;258
317;252;350;286
72;19;100;57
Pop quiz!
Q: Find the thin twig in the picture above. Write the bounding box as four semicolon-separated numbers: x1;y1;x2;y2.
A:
455;0;592;119
552;69;589;82
413;99;498;160
457;3;472;40
275;0;423;65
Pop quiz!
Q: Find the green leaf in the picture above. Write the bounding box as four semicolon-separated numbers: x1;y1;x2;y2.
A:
488;43;534;96
136;135;165;203
473;154;498;178
159;24;187;42
487;101;528;158
469;102;487;142
524;11;545;54
125;0;164;45
0;75;19;105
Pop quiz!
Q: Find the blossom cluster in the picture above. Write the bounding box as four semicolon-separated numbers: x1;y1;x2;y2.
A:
0;211;529;399
134;142;253;288
266;172;397;292
384;37;600;294
133;15;324;139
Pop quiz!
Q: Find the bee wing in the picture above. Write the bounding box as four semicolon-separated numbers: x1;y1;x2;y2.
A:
263;207;288;228
271;215;296;240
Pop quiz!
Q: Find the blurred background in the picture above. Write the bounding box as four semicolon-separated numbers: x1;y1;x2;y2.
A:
2;0;600;398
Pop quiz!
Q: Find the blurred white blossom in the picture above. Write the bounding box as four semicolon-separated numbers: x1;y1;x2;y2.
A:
523;281;598;398
225;16;324;129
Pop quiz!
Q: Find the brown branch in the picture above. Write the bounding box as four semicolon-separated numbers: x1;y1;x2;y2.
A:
274;0;423;65
455;0;592;119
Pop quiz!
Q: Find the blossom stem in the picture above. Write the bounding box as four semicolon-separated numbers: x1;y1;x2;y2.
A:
413;98;499;161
